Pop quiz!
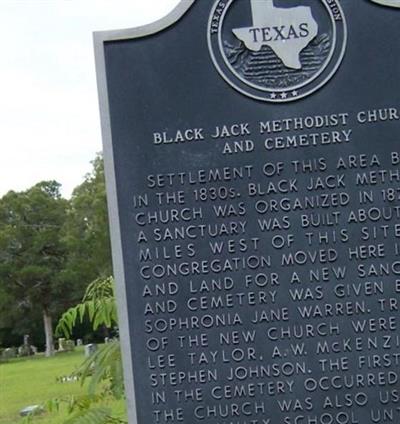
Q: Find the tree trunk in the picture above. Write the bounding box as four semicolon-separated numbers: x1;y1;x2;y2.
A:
43;309;55;357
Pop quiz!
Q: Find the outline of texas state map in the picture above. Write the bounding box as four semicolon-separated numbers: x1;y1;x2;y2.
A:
232;0;318;69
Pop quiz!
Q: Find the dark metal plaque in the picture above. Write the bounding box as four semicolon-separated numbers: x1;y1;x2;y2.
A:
94;1;400;423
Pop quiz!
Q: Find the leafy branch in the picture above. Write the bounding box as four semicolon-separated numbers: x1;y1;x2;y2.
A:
47;276;126;424
56;276;118;338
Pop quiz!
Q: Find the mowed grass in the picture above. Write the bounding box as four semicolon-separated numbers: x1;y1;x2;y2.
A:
0;347;126;423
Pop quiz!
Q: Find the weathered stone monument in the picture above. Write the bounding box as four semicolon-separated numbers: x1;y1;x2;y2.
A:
84;343;97;357
18;334;34;357
94;1;400;423
58;338;75;352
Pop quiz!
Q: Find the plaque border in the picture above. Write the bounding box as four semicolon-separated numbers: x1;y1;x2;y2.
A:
370;0;400;7
93;2;196;423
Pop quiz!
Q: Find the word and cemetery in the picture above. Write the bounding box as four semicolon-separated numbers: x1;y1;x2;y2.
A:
94;1;400;423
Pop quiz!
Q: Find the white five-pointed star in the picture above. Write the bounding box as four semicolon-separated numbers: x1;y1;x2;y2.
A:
270;93;277;99
280;92;288;99
292;90;298;96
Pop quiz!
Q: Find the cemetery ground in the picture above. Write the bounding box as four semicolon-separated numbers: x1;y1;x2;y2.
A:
0;346;126;423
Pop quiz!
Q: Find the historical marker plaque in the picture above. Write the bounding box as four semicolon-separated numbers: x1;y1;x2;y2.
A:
94;1;400;423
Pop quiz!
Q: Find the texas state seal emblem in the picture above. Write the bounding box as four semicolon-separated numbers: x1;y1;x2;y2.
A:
208;0;347;102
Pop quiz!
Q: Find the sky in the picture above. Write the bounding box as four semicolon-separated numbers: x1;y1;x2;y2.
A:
0;0;180;198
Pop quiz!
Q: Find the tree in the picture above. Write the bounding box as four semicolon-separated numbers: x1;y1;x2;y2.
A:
62;154;112;291
0;282;44;347
0;155;113;352
0;181;68;356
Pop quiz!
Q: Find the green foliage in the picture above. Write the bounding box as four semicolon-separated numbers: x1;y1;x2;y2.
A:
0;155;122;420
0;181;67;311
53;277;126;424
43;396;125;424
0;349;110;424
75;341;123;399
0;181;69;353
62;154;112;289
64;406;125;424
0;154;113;349
56;277;118;339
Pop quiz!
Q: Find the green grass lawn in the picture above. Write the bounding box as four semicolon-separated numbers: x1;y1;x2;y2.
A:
0;348;126;423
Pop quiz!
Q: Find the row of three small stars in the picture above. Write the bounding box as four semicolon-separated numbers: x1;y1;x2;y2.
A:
270;90;298;99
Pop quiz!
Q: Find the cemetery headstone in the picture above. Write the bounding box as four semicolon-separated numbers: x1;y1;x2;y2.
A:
58;338;66;351
84;343;97;357
18;334;33;357
19;405;44;417
2;347;17;360
23;334;29;345
65;340;75;351
94;1;400;423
